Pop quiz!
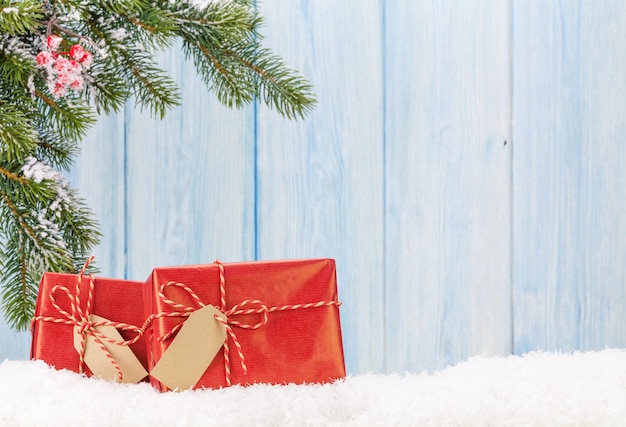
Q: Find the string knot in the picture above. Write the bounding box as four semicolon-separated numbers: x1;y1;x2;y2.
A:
75;318;92;335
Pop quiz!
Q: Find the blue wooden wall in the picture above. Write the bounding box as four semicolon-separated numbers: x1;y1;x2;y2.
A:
2;1;626;376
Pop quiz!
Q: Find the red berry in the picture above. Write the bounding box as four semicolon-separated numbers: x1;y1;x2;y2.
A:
47;35;63;50
36;51;51;65
69;44;84;60
80;51;93;68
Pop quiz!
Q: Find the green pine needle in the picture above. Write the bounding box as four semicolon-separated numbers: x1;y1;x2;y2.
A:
0;0;42;35
0;103;39;162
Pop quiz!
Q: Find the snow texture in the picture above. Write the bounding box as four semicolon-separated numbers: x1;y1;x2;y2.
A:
2;349;626;426
20;157;71;250
22;156;63;184
185;0;233;11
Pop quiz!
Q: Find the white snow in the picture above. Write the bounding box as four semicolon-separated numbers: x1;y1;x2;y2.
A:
20;157;71;250
22;156;62;184
185;0;233;11
2;349;626;426
108;28;128;42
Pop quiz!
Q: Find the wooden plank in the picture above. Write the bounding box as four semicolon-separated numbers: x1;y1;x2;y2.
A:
384;0;512;373
513;1;626;354
0;321;30;360
124;46;255;281
67;113;127;278
255;0;385;374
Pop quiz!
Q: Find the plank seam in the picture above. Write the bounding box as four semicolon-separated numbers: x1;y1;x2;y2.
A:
381;0;388;374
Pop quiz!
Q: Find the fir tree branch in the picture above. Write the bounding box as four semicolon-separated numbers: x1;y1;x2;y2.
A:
85;14;179;117
0;103;39;162
46;19;101;53
0;234;34;331
121;10;178;47
0;190;42;256
174;1;316;119
97;6;177;51
168;0;258;41
34;132;79;171
0;163;99;329
94;0;149;16
0;165;29;185
191;41;253;108
0;0;43;35
85;69;129;115
0;48;37;87
32;89;96;141
116;47;181;118
225;47;316;120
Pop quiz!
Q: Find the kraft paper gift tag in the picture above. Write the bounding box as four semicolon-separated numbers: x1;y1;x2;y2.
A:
74;314;148;384
150;305;227;391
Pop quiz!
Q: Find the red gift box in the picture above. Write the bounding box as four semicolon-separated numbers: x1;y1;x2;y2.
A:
31;268;149;383
144;258;346;391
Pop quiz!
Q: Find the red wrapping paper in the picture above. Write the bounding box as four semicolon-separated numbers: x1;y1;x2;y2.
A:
144;258;346;391
31;272;148;377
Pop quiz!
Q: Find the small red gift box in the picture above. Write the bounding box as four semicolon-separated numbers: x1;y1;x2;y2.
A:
144;258;346;391
31;267;149;383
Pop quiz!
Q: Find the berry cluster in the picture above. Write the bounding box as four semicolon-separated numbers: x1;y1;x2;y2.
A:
36;35;94;98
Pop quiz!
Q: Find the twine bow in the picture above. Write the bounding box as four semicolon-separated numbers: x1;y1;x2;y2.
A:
32;256;145;382
155;260;342;387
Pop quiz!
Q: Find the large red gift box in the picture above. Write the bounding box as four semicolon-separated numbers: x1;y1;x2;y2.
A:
31;270;148;383
144;258;346;391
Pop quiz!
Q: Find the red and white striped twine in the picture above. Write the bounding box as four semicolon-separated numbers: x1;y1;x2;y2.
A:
155;259;341;387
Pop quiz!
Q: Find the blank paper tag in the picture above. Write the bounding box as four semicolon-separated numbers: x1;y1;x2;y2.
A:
150;305;227;391
73;314;148;384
